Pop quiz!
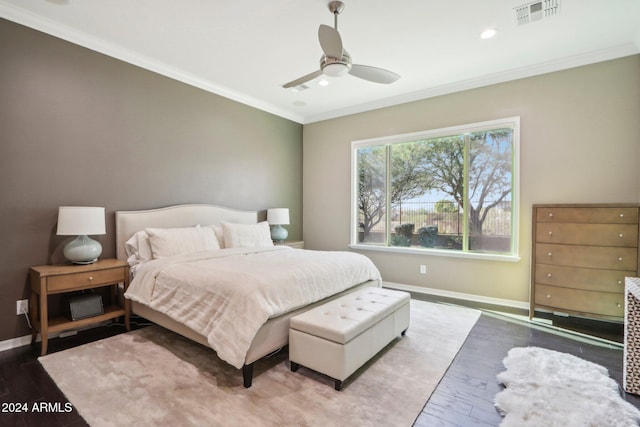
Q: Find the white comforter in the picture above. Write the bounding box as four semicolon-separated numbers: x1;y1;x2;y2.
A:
125;246;381;368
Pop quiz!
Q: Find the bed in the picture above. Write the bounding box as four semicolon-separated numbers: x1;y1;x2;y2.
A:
115;204;381;387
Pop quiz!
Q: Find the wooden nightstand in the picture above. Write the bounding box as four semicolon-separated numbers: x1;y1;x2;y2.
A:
275;240;304;249
29;259;130;355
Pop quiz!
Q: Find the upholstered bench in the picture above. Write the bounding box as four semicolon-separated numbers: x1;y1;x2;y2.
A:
289;287;410;390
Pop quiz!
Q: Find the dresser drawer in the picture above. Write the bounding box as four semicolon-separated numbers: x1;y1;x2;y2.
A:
535;284;624;318
536;207;638;224
536;243;637;271
534;264;632;292
47;267;125;292
536;223;638;247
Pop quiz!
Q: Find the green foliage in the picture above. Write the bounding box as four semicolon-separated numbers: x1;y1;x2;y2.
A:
390;235;412;247
418;225;438;247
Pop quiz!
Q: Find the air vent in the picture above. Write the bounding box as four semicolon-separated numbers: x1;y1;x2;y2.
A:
514;0;560;26
289;84;310;93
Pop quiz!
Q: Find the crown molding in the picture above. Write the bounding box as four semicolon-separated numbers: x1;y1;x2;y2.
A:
0;2;304;124
303;43;640;123
2;1;637;126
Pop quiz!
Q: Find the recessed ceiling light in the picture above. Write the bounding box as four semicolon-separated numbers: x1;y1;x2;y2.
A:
480;28;497;39
318;79;329;86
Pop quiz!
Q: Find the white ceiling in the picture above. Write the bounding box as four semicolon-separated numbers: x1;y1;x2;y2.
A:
1;0;639;124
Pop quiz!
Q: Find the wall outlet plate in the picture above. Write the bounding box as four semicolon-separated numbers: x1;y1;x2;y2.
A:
16;299;28;315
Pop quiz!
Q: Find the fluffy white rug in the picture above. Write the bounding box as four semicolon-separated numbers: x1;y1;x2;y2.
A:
495;346;640;427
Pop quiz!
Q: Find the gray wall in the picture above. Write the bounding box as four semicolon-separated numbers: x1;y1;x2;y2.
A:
0;19;303;342
303;55;640;304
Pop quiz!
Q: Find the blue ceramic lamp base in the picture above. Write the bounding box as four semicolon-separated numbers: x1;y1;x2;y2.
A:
64;235;102;264
271;225;288;243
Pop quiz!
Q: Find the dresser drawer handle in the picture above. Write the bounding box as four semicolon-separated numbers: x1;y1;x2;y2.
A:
619;280;623;285
548;231;553;236
618;303;622;308
547;273;552;278
88;276;94;281
547;252;552;257
619;233;623;238
619;257;623;261
546;294;551;299
549;213;554;218
620;213;625;218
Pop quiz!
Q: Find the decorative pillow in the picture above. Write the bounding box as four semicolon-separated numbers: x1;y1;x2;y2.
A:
124;230;153;266
146;226;220;259
221;221;274;248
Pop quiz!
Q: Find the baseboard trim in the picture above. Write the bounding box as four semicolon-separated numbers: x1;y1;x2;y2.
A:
0;334;36;353
382;281;530;312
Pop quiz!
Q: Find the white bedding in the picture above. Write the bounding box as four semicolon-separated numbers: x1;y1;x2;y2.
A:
125;246;381;369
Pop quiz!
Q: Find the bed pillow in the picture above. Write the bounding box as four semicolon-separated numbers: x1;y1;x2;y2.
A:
206;225;226;248
124;230;153;266
146;226;220;259
221;221;274;248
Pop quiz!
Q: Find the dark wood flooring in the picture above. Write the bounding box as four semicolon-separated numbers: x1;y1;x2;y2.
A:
1;307;639;426
414;306;640;426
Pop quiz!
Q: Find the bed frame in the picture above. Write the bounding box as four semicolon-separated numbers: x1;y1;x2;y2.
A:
115;204;377;387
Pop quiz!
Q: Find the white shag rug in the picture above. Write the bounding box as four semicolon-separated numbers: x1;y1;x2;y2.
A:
495;346;640;427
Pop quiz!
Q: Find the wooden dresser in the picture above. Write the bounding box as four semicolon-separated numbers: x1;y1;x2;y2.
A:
531;204;640;321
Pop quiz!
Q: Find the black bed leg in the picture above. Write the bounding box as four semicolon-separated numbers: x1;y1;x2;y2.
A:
401;327;408;336
334;379;343;391
290;361;300;372
243;363;254;388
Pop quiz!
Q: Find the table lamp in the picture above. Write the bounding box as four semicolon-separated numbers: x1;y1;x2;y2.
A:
57;206;106;264
267;208;290;242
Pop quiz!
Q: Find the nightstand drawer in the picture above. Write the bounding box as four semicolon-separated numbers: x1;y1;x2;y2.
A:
47;267;125;292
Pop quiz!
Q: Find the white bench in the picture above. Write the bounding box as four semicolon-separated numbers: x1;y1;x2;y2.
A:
289;287;410;390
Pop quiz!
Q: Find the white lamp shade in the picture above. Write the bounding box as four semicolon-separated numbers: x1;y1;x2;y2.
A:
267;208;290;225
57;206;106;236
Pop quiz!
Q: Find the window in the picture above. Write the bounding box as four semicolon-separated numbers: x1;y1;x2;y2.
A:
351;117;519;260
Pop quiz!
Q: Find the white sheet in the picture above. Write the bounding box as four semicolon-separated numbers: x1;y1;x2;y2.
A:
125;246;382;368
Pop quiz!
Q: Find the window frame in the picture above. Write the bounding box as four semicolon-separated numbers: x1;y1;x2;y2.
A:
349;117;521;262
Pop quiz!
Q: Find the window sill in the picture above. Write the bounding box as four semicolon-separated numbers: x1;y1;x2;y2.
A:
349;244;521;262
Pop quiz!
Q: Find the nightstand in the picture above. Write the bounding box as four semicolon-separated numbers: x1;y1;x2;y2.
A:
29;259;130;355
275;240;304;249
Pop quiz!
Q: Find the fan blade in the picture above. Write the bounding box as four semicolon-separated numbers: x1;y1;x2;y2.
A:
318;24;343;58
282;69;323;88
349;64;400;84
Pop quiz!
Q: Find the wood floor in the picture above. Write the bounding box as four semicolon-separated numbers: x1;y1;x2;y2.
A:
1;307;639;427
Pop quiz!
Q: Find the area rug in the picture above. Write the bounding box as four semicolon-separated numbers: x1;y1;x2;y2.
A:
39;299;479;427
495;346;640;426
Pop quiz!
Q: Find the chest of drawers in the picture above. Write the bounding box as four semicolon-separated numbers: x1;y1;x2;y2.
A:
531;204;640;321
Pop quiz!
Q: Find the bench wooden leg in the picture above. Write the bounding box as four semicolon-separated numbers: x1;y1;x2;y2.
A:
242;363;254;388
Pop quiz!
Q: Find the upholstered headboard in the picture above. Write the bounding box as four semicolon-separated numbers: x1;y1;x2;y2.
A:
115;204;258;261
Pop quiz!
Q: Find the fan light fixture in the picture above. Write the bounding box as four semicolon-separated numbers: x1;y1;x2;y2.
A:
323;62;350;77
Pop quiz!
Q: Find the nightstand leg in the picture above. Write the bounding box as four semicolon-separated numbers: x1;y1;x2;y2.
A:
124;298;131;331
29;290;38;345
39;284;49;356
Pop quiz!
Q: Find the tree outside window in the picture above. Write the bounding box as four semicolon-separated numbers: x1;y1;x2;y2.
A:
353;118;519;257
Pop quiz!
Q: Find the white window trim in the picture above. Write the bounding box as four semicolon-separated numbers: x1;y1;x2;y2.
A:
350;117;520;261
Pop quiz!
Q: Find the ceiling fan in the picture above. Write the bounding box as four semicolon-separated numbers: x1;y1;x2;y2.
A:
282;1;400;89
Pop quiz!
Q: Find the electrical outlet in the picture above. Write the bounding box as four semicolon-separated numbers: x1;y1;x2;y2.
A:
16;299;28;315
419;265;427;275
